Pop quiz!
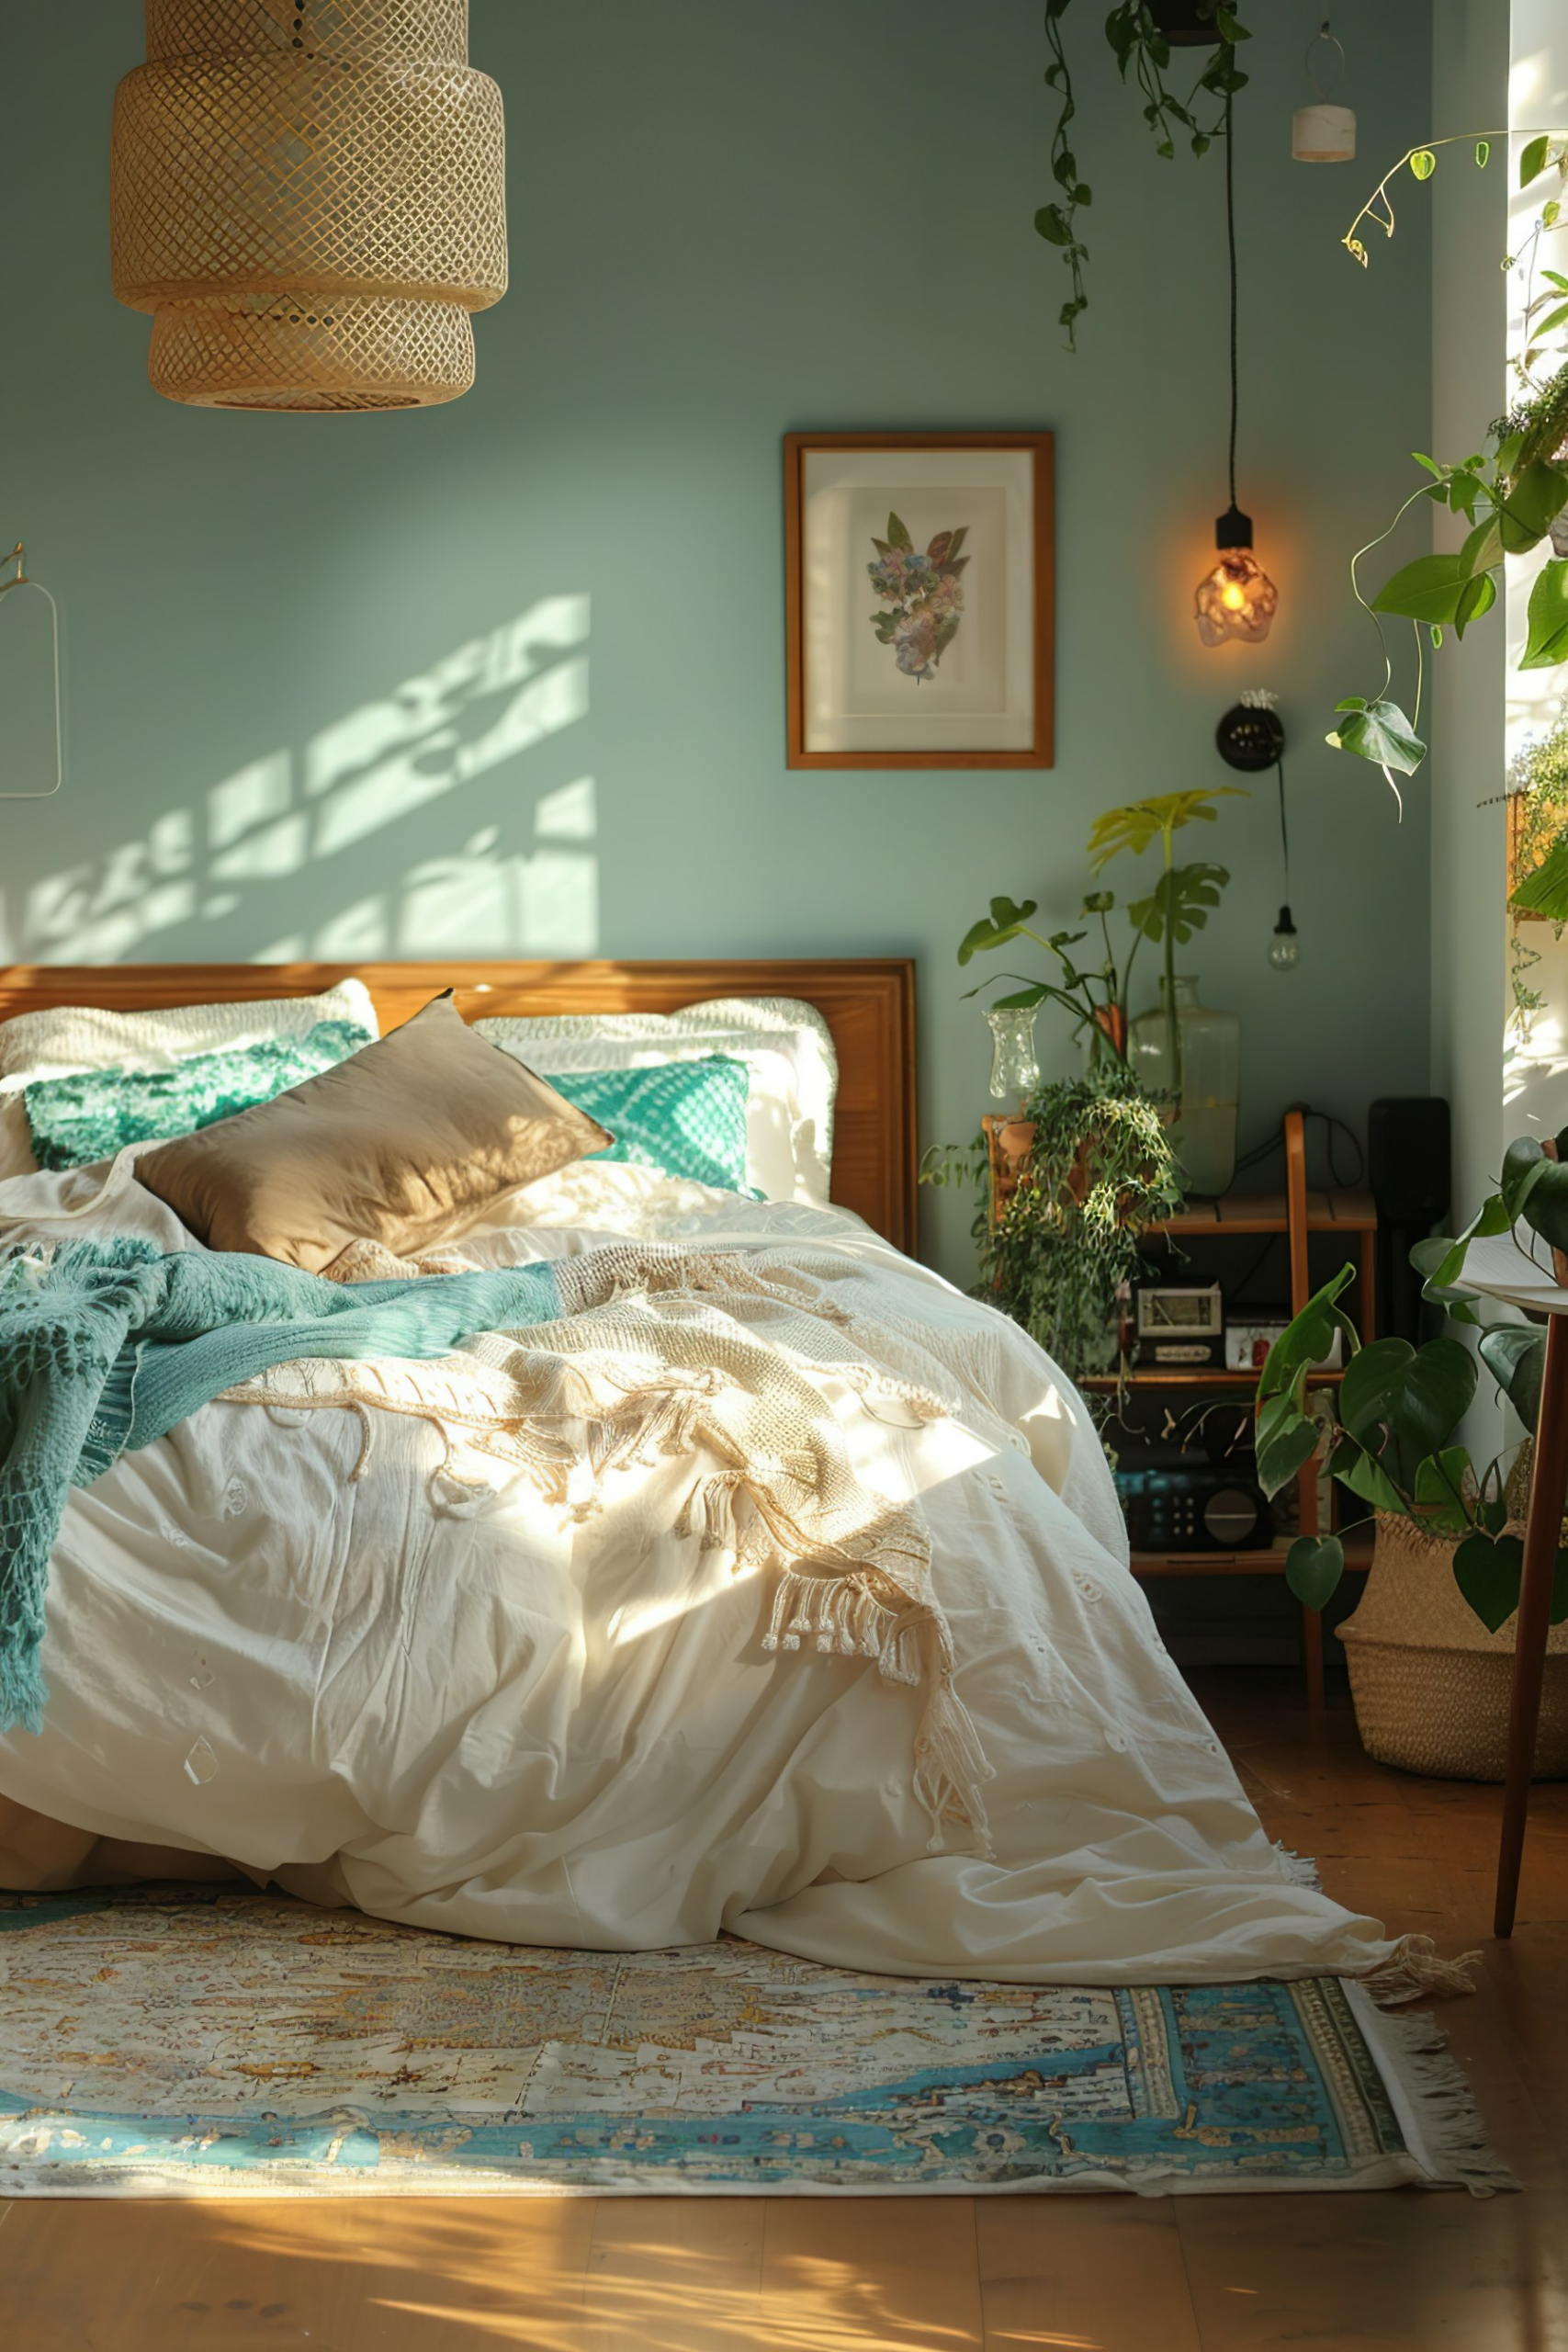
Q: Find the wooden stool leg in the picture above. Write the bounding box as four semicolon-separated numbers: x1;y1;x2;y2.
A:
1301;1601;1325;1717
1495;1310;1568;1939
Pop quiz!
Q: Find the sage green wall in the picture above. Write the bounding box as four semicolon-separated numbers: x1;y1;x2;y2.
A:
0;0;1434;1278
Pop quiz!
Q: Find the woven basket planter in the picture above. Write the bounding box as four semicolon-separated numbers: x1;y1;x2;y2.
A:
1338;1513;1568;1782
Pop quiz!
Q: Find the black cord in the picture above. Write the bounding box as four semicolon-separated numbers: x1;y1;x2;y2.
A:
1224;88;1238;512
1275;751;1291;899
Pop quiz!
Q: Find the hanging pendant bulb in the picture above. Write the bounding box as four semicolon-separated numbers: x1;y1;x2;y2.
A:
1196;506;1278;646
1292;21;1356;164
1269;906;1301;969
1197;100;1279;646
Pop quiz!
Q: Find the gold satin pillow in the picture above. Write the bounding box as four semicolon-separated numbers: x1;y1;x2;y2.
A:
135;990;613;1269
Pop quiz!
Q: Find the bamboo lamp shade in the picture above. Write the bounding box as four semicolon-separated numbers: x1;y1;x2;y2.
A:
110;0;507;411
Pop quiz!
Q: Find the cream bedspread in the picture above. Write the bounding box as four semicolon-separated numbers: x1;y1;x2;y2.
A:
0;1153;1420;1992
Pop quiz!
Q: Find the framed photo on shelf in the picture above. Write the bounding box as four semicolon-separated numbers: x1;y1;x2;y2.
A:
784;430;1055;770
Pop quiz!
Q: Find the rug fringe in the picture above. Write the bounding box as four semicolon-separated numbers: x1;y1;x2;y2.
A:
1359;1933;1482;2006
1348;1994;1518;2195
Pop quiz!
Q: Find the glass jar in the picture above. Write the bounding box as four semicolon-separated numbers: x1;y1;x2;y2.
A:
1128;975;1240;1195
986;1004;1042;1102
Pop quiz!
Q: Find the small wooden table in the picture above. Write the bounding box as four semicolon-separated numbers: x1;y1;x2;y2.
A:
985;1107;1378;1708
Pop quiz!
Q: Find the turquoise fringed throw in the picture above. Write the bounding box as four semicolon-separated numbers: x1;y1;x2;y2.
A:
549;1058;755;1193
22;1018;374;1172
0;1238;561;1736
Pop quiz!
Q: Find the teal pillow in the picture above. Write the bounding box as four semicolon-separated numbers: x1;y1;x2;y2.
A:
23;1018;375;1172
548;1057;755;1193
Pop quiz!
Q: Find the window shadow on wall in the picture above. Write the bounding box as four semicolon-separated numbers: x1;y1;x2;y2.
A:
10;595;594;964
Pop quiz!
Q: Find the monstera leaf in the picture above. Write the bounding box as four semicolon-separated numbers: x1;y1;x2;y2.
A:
1126;862;1228;946
1086;788;1246;874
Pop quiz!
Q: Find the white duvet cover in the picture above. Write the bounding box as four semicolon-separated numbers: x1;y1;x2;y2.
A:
0;1154;1404;1990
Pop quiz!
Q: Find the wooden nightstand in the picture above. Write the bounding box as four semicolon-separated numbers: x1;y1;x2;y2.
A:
986;1105;1377;1709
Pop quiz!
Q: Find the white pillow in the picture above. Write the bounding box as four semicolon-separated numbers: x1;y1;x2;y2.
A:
0;979;380;1095
475;996;837;1205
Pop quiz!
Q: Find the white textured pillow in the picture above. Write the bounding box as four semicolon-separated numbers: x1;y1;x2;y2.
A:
0;979;380;1096
475;996;837;1205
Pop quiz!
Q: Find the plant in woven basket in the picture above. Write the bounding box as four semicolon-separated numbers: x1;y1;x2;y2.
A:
922;1068;1183;1383
1255;1205;1558;1635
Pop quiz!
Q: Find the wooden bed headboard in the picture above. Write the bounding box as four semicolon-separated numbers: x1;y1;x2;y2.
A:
0;957;919;1253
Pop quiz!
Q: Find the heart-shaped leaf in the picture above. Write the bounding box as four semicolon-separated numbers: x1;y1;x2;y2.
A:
1511;834;1568;922
1337;1442;1405;1513
1256;1397;1321;1498
1386;1338;1477;1452
1325;697;1427;776
1339;1337;1416;1442
1370;552;1473;626
1454;1532;1523;1633
1479;1326;1547;1430
1498;463;1568;553
1286;1534;1345;1611
1414;1444;1473;1532
1522;558;1568;670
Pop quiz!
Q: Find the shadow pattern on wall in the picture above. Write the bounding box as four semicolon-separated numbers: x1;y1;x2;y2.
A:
6;596;594;965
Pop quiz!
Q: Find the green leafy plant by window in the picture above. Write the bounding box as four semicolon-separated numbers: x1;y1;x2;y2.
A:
1325;130;1568;836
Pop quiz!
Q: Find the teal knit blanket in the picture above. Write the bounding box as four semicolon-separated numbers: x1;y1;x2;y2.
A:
0;1238;562;1736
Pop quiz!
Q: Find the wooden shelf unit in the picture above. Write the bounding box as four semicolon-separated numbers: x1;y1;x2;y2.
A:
984;1107;1378;1709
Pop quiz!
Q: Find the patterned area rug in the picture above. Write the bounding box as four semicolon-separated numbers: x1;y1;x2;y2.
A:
0;1884;1505;2197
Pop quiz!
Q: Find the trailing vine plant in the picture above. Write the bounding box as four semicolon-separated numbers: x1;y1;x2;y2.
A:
1037;1;1251;347
1325;131;1568;855
921;1070;1183;1382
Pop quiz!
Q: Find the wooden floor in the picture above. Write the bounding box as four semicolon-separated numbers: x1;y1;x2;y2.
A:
5;1667;1568;2351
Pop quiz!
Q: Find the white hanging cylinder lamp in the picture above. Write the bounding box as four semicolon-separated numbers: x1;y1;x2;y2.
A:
109;0;508;411
1292;20;1355;164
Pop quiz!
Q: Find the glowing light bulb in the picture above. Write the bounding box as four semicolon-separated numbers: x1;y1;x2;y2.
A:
1269;906;1301;969
1195;506;1278;647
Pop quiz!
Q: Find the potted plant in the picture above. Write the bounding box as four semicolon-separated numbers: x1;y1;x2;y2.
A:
1254;1139;1568;1777
922;789;1245;1381
923;1067;1181;1383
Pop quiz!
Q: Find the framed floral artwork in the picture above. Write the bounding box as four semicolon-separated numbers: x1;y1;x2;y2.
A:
784;431;1055;769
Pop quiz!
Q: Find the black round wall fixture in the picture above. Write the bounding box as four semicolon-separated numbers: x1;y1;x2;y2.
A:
1215;699;1286;772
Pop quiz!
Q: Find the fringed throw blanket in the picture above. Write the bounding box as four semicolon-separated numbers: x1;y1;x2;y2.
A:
225;1242;998;1849
0;1239;561;1735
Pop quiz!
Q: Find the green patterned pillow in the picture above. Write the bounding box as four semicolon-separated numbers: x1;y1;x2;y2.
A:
548;1057;756;1193
22;1018;375;1172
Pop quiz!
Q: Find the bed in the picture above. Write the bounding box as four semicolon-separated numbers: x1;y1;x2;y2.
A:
0;958;1433;2002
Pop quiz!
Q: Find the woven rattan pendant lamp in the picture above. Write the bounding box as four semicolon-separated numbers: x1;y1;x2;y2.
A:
110;0;507;411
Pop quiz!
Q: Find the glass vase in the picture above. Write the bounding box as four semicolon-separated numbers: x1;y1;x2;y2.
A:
1128;975;1239;1195
986;1005;1042;1102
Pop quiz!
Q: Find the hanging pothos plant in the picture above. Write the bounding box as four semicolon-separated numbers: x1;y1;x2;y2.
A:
921;1069;1183;1383
1036;1;1251;347
1325;130;1568;877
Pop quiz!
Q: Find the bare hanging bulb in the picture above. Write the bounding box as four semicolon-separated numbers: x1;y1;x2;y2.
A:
1269;906;1301;969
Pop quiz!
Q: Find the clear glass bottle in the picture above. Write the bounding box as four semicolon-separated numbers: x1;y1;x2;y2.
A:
986;1005;1042;1102
1128;975;1240;1195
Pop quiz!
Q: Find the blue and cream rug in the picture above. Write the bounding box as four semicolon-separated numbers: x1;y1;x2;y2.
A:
0;1884;1505;2198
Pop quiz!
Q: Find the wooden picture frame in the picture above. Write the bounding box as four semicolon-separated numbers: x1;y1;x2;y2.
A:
784;430;1055;770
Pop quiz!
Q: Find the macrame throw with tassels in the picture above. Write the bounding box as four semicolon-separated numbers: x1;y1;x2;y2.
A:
227;1239;998;1852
